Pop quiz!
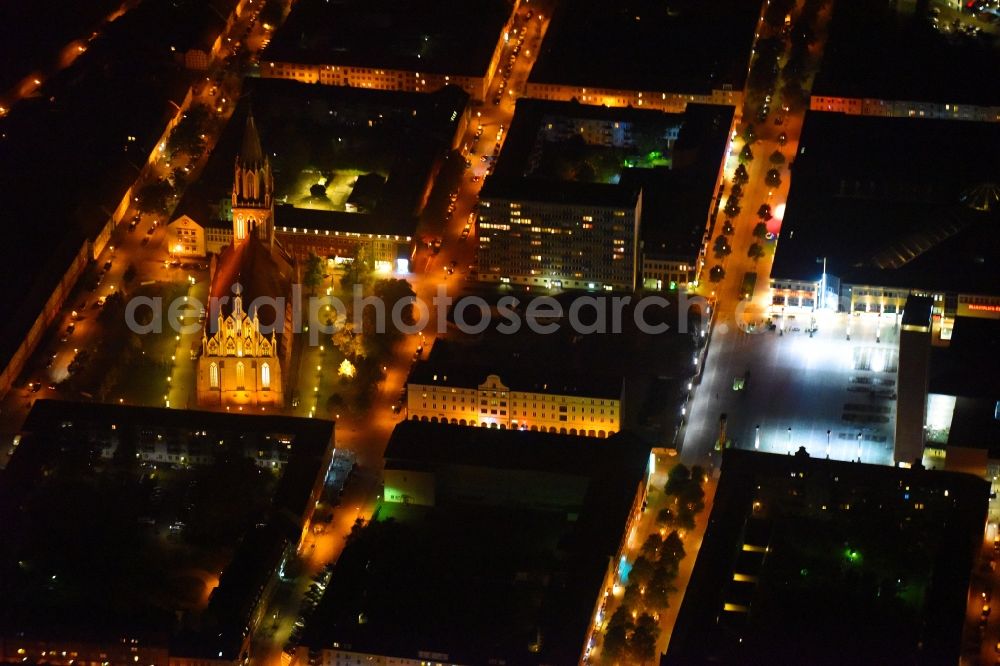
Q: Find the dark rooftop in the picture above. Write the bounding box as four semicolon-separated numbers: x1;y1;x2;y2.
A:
930;317;1000;401
175;78;467;239
529;0;761;95
263;0;512;78
813;0;1000;107
479;175;641;208
771;111;1000;294
2;400;333;658
630;105;733;262
408;338;623;399
664;448;989;666
0;0;191;375
18;399;334;533
480;99;731;260
901;295;934;329
302;420;650;664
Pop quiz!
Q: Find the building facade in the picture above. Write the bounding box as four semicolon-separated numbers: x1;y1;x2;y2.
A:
197;289;283;408
810;95;1000;123
476;191;642;291
193;215;413;270
167;214;208;256
641;257;698;291
525;82;742;115
259;0;520;103
407;372;622;437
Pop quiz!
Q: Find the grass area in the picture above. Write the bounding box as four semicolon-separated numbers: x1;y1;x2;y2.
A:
528;129;675;184
284;167;383;211
60;281;188;405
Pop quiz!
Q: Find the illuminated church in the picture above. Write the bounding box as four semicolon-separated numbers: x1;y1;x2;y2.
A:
196;112;294;408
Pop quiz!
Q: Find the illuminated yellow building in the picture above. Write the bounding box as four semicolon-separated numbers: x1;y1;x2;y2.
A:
406;364;623;437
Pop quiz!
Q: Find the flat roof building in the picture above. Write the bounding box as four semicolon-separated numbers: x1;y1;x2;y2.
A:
664;448;989;666
810;0;1000;122
406;338;625;436
260;0;518;102
298;420;652;665
526;0;761;112
769;111;1000;333
0;0;193;400
0;400;335;665
478;99;734;291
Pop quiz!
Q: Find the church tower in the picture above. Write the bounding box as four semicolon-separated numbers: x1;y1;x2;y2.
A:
232;111;274;247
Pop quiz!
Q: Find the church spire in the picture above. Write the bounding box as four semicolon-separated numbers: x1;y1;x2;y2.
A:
232;107;274;246
240;110;264;167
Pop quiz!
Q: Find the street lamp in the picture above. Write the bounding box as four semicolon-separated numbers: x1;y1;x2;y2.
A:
826;429;831;458
786;427;792;454
754;425;760;450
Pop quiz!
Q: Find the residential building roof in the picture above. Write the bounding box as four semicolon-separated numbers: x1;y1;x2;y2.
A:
771;111;1000;295
529;0;761;95
262;0;511;78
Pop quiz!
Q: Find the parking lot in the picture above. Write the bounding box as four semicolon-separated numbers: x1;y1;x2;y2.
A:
686;309;901;466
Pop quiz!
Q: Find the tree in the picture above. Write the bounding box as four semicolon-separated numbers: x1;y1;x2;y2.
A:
730;182;744;199
341;244;373;289
662;530;686;562
724;199;741;218
739;143;754;163
630;555;655;587
326;393;345;413
678;481;706;514
602;607;632;661
309;183;328;198
769;150;786;165
734;163;749;184
303;252;324;294
622;581;644;611
748;243;765;262
713;236;731;258
332;324;365;360
709;265;726;283
781;80;809;112
644;566;675;610
629;613;660;663
763;0;795;28
723;220;735;236
742;123;756;144
747;37;782;91
166;104;211;157
665;464;692;496
782;42;811;85
675;507;696;530
766;168;782;188
135;180;174;213
640;533;663;561
170;167;188;190
260;0;286;28
657;507;675;525
757;203;772;220
753;222;768;239
691;465;707;484
372;279;417;328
